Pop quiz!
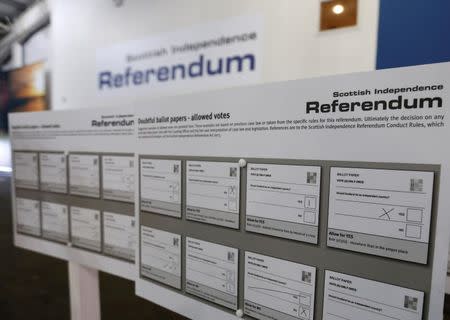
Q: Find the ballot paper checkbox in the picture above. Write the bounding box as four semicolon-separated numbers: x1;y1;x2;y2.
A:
228;199;237;211
407;208;423;223
406;224;422;239
305;196;316;209
304;211;316;224
298;307;310;319
299;295;311;306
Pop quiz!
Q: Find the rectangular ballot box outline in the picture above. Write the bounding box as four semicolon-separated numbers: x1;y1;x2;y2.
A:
102;154;135;204
41;201;69;244
15;197;41;237
70;206;102;253
139;226;182;290
13;151;39;190
185;237;239;311
322;270;425;320
245;163;321;244
244;251;317;320
68;153;101;199
186;160;241;229
39;151;68;194
139;157;182;218
327;166;435;264
102;211;136;262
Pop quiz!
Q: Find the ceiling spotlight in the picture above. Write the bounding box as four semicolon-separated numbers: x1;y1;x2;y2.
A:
332;4;345;15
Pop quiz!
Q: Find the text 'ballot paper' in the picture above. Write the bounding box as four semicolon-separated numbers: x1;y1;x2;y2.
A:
244;252;316;320
327;167;434;264
69;154;100;198
323;271;424;320
40;153;67;193
186;161;240;229
16;197;40;236
140;159;182;218
41;201;69;243
102;156;135;203
103;212;136;262
70;206;101;252
14;152;39;190
246;163;321;243
186;237;238;310
140;226;181;289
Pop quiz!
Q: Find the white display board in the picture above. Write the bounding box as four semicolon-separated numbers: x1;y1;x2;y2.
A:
9;106;136;280
9;63;450;320
135;63;450;320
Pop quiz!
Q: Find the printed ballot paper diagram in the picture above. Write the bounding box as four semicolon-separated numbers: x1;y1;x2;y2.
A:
327;167;434;264
244;252;316;320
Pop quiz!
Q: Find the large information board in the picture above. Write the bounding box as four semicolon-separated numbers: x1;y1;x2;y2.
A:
9;107;136;280
134;63;450;320
9;63;450;320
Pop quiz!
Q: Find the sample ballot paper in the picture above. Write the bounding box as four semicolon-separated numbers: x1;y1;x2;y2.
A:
39;153;67;193
323;271;424;320
244;252;316;320
186;237;238;310
69;154;100;198
70;206;101;252
103;212;136;261
102;155;135;203
41;201;69;243
140;159;181;217
14;152;39;189
16;197;41;236
186;161;240;228
246;164;321;243
140;226;181;289
328;167;434;263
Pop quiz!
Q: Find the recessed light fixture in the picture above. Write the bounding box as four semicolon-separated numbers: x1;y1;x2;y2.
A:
332;4;345;15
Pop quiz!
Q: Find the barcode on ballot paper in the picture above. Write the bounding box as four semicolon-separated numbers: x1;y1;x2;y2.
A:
410;178;423;192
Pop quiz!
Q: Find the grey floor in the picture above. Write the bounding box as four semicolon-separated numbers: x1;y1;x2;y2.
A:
0;174;186;320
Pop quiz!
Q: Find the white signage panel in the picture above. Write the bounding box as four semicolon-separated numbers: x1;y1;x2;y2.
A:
103;212;136;261
16;197;40;236
246;163;321;243
102;155;135;203
41;201;69;243
328;167;434;263
186;237;238;310
70;206;101;252
186;161;240;228
140;226;181;289
244;252;316;320
140;159;182;217
323;271;424;320
96;15;263;99
14;152;38;189
40;153;67;193
69;154;100;198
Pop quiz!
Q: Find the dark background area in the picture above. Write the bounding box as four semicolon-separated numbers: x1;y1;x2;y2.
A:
0;173;187;320
0;172;449;319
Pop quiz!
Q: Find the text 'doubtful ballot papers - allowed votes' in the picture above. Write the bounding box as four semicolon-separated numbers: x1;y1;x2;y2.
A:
328;167;434;264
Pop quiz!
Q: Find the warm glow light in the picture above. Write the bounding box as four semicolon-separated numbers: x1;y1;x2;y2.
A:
332;4;345;14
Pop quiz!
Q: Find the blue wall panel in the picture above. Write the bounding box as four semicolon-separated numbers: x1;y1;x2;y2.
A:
377;0;450;69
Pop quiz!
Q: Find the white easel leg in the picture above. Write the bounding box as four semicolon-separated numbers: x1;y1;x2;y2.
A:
68;262;101;320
